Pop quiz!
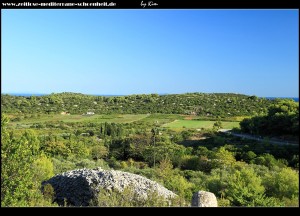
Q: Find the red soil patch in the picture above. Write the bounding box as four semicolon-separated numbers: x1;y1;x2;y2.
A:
183;115;197;120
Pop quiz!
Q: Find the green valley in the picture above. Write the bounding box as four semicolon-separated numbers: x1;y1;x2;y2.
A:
1;92;299;207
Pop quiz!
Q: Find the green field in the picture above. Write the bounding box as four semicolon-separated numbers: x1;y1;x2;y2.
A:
162;120;240;130
8;113;240;131
136;114;185;125
9;114;149;126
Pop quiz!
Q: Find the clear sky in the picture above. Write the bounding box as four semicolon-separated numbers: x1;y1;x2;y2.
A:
2;9;299;97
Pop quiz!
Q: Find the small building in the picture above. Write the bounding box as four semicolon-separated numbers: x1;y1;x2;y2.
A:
86;111;95;115
61;111;70;115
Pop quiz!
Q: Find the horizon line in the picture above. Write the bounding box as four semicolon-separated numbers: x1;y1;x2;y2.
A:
1;92;299;98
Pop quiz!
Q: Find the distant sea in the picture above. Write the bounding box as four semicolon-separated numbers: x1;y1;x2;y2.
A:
2;93;299;102
2;93;122;97
264;97;299;102
4;93;47;97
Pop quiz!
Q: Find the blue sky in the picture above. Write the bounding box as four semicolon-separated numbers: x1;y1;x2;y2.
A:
2;9;299;97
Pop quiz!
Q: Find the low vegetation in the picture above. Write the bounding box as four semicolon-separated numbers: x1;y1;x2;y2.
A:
1;93;298;207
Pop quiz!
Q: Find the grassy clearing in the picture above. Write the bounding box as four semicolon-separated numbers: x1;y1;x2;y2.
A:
8;113;240;131
137;114;185;125
94;114;149;123
9;114;149;126
162;120;240;130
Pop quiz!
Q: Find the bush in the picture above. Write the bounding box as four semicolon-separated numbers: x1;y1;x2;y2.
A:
32;154;55;182
52;157;76;174
263;167;299;200
94;185;183;207
91;145;108;160
224;167;266;206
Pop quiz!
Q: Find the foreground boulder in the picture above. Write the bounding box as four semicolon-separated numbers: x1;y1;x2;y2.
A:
43;167;176;206
191;191;218;207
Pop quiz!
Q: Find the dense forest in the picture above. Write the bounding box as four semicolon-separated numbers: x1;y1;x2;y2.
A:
1;92;274;117
1;93;299;207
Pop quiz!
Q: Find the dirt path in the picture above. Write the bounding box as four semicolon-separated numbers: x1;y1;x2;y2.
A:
161;119;178;127
219;129;298;146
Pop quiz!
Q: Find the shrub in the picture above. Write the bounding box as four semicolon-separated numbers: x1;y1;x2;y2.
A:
32;154;55;182
94;185;183;207
263;167;299;200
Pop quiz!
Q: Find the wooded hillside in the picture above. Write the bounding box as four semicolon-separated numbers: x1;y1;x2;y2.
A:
1;92;274;117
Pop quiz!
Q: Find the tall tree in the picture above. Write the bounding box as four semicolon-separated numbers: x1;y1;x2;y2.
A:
1;114;40;206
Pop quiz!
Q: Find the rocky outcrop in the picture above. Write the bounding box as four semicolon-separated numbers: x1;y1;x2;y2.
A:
191;191;218;207
42;167;176;206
